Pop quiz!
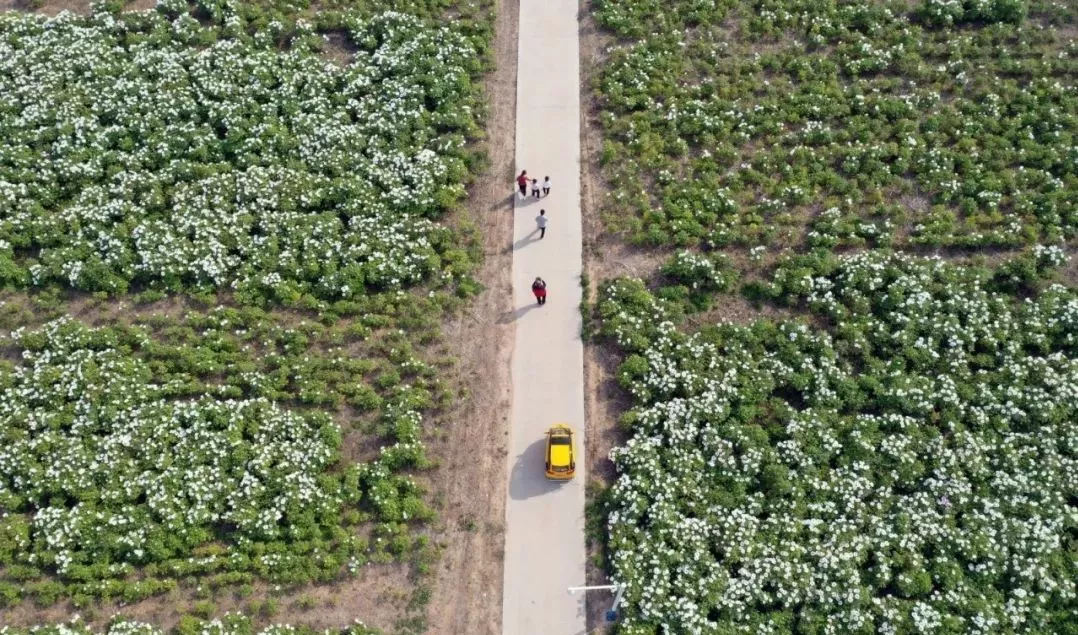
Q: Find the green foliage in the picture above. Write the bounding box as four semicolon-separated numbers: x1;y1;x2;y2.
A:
0;2;488;303
594;0;1078;253
598;252;1078;633
191;601;217;619
921;0;1027;26
260;598;280;619
989;244;1069;293
0;614;386;635
0;0;493;626
0;271;460;606
659;250;739;310
295;593;317;610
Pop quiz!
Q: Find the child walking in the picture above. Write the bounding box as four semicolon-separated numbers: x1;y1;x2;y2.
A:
537;209;548;239
531;178;541;199
542;176;551;197
531;277;547;305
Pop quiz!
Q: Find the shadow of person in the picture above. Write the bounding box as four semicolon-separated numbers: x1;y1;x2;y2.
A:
491;192;515;212
509;437;564;500
497;303;540;324
513;230;540;251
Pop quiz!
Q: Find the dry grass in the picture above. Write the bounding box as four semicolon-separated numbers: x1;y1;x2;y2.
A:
578;3;631;632
0;0;87;14
10;572;421;631
421;0;517;632
0;0;156;13
320;29;356;66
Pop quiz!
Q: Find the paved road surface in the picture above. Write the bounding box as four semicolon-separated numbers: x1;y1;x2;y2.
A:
501;0;586;633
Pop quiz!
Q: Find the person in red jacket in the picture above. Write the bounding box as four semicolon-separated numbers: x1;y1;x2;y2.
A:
516;170;529;199
532;277;547;305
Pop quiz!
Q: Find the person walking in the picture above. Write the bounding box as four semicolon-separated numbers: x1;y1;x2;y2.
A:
532;277;547;305
531;178;541;199
542;176;551;197
536;209;548;239
516;170;529;199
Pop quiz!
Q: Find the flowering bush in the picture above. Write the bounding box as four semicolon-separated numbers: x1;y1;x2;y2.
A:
661;251;738;293
594;0;1078;251
598;253;1078;634
0;4;483;300
920;0;1027;26
0;614;382;635
0;0;489;624
657;250;739;311
0;308;440;606
0;317;341;574
990;244;1071;293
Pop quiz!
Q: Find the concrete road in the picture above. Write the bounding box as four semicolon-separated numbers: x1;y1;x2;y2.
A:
501;0;586;633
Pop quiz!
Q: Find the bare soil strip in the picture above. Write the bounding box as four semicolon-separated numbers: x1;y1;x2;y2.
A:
424;0;517;632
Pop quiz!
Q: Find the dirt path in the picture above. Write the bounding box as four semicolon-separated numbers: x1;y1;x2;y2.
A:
578;2;636;631
424;0;517;633
500;0;587;633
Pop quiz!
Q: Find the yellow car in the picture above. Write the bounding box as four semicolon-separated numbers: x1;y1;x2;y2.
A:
545;424;576;480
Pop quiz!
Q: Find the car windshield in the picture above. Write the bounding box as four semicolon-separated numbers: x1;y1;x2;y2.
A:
550;436;571;445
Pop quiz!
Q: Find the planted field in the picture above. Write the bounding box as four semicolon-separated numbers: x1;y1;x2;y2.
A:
0;5;484;300
0;616;382;635
584;0;1078;633
593;0;1078;250
0;0;495;631
0;308;448;600
596;252;1078;633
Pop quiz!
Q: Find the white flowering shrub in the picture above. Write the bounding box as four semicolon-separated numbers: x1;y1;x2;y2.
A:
0;613;383;634
989;244;1071;294
807;206;893;249
598;252;1078;634
1032;244;1069;269
919;0;969;25
594;0;1077;251
0;0;489;623
0;318;340;575
0;311;439;606
921;0;1027;25
0;7;482;300
656;250;740;311
661;251;738;293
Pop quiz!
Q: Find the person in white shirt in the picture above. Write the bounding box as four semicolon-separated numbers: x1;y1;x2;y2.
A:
542;176;551;196
536;209;548;239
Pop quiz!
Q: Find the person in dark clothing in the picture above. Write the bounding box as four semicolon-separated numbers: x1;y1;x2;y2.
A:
532;277;547;305
517;170;529;198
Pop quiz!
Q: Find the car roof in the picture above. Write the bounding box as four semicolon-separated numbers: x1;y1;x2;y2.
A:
549;444;572;466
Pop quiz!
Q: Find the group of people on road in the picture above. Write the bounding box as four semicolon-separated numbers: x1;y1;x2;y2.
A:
516;170;551;199
517;170;553;306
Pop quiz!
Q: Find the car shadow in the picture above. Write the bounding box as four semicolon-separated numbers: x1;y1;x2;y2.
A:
509;437;563;500
497;303;540;324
